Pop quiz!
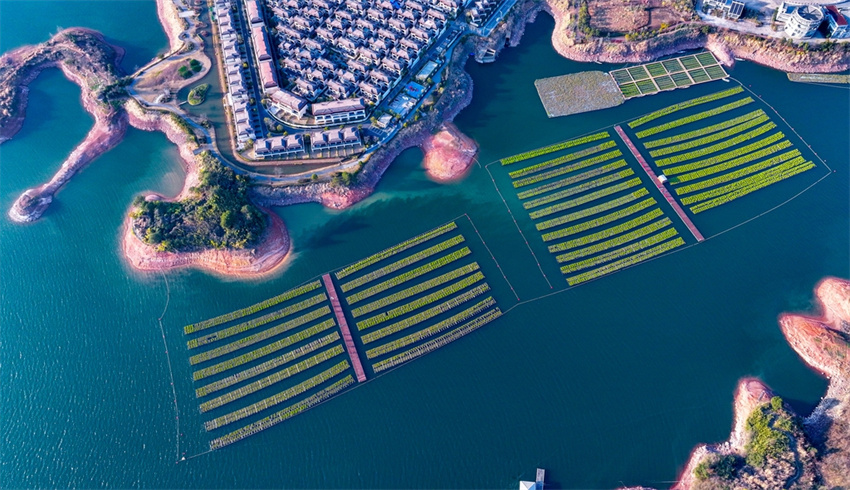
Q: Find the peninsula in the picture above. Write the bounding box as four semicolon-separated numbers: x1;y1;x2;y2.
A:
1;0;848;276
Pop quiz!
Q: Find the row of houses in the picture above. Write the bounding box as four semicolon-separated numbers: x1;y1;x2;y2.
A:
254;127;363;159
701;0;849;39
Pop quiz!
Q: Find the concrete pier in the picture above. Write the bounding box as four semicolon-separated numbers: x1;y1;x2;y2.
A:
322;274;367;382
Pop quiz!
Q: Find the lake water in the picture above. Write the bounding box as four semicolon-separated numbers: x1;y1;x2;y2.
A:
1;2;848;488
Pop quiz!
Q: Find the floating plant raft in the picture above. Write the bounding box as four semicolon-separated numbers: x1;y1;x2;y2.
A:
534;71;624;118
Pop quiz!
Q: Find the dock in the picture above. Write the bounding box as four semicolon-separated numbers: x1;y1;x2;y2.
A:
321;274;367;382
614;125;704;242
536;468;545;489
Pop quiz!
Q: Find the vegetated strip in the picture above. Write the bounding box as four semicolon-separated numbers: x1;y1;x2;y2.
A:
649;114;770;157
192;321;336;382
683;159;815;205
512;150;623;188
560;228;679;274
187;293;328;349
690;161;815;214
654;122;777;167
345;248;473;304
675;151;802;195
523;169;635;210
662;134;788;176
209;375;355;450
372;308;503;373
189;306;332;365
548;209;665;252
635;97;755;139
361;285;491;342
554;218;672;262
366;300;499;359
351;263;480;317
184;281;321;334
508;140;617;179
199;346;345;412
529;178;642;219
628;86;744;128
500;131;610;165
536;189;651;231
642;109;766;149
566;238;685;285
355;273;484;330
670;143;796;182
541;198;657;241
517;160;627;200
334;222;457;279
195;332;341;398
204;360;350;431
340;235;466;292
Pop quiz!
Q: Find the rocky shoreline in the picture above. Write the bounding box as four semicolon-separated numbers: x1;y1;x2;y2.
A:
665;277;850;489
420;122;478;182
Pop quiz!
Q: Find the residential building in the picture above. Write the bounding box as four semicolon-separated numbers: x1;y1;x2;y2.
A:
311;98;367;124
826;5;850;37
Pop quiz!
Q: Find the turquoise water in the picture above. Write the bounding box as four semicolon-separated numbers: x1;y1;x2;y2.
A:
2;4;848;488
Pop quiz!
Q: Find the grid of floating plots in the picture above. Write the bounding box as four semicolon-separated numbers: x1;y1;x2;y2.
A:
335;221;503;373
626;86;819;215
610;52;728;99
499;132;685;286
183;281;357;450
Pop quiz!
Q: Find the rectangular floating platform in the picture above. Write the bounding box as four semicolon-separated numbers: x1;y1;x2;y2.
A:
534;71;624;118
322;274;367;382
613;126;704;242
610;52;728;100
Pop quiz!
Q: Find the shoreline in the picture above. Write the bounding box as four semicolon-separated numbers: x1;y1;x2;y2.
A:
420;122;478;183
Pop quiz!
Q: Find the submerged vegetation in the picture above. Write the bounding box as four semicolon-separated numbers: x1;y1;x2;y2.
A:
131;153;267;252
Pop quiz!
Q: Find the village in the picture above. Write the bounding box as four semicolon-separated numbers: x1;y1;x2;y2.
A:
211;0;505;162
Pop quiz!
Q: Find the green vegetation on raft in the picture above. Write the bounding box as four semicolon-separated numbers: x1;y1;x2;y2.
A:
187;83;210;105
130;153;267;253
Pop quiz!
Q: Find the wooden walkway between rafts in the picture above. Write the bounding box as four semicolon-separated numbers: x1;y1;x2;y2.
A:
322;274;368;382
614;125;705;242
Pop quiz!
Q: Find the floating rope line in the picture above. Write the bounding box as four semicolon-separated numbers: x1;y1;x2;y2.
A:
156;271;184;463
463;213;520;302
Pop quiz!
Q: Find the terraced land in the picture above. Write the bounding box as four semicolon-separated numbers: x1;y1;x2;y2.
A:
610;52;728;99
183;282;354;450
497;133;686;285
629;87;820;215
336;222;503;374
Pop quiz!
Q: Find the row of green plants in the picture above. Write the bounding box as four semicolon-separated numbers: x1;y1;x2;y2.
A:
540;198;657;242
195;332;341;398
187;293;327;349
351;265;481;318
628;86;744;129
334;222;457;279
500;131;610;165
690;160;815;214
675;152;803;196
339;236;466;293
635;97;755;138
536;189;651;231
189;307;332;366
642;109;765;149
199;346;344;413
566;237;685;286
516;160;627;200
555;220;672;264
372;308;503;373
522;169;635;210
204;360;350;431
670;142;794;182
684;159;815;206
560;228;679;274
663;134;787;176
209;376;355;450
508;141;617;179
513;150;623;188
345;249;472;305
361;285;491;344
654;123;777;167
619;82;640;98
355;275;486;331
548;209;665;252
192;320;336;381
649;114;770;157
184;281;321;334
529;178;643;220
365;298;499;360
